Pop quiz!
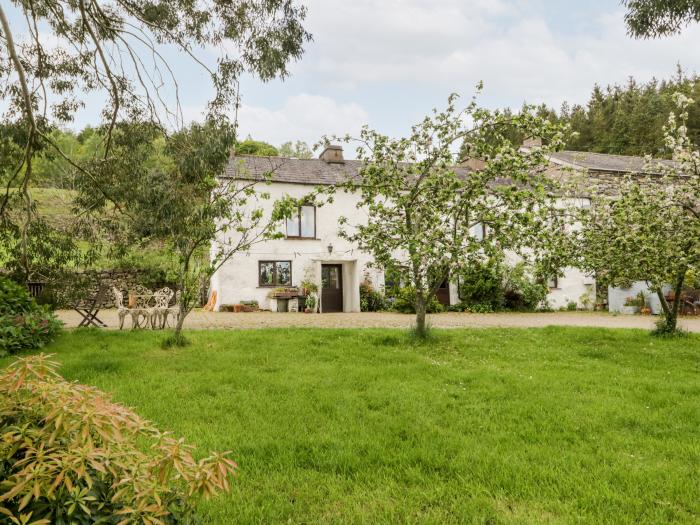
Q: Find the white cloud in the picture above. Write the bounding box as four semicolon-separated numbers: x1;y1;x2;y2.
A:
298;1;700;110
303;0;511;85
236;94;369;151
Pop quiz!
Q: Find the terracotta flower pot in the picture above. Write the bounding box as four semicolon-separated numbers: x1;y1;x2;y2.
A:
233;304;242;313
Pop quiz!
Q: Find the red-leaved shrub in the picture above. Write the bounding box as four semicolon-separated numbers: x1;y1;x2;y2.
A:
0;354;237;524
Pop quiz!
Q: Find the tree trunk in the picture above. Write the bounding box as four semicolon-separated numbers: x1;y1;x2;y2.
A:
655;270;685;334
172;276;190;343
415;291;428;338
174;308;187;339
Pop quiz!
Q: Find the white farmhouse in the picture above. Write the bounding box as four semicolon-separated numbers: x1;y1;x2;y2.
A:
210;144;612;313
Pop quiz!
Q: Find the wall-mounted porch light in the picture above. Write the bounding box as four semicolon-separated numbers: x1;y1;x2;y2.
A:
327;243;333;255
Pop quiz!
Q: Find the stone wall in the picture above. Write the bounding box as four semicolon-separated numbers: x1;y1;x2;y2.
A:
46;269;178;308
552;166;665;197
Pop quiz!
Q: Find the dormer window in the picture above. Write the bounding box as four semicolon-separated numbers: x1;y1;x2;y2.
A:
286;205;316;239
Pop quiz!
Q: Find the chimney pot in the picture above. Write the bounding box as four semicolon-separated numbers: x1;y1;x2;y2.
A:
460;157;486;171
320;145;344;164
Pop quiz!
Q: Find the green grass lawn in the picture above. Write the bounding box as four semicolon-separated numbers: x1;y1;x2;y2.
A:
2;327;699;524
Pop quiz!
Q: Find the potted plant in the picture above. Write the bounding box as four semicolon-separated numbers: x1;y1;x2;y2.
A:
240;300;259;312
304;294;317;313
620;292;645;314
300;278;318;297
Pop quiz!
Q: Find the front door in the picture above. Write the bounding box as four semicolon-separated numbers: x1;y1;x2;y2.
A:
321;264;343;312
436;277;450;307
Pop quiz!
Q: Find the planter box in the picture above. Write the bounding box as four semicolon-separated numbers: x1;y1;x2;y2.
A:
271;292;298;299
620;306;639;315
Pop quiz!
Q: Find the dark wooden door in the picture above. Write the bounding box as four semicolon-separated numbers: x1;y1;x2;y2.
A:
436;278;450;307
321;264;343;313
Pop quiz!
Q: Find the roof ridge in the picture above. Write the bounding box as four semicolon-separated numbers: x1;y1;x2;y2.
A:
558;150;669;161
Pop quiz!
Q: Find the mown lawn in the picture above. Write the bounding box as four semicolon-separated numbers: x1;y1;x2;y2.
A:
2;327;699;524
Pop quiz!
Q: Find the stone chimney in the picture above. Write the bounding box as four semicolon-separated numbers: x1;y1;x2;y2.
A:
460;157;486;171
319;145;344;164
522;136;543;149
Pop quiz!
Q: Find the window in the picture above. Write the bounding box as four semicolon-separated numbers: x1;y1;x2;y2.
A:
470;223;487;241
286;205;316;238
547;276;559;289
258;261;292;287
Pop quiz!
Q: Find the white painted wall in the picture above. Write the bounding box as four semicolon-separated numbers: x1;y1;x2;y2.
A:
547;267;596;310
608;282;667;314
210;182;378;312
210;181;595;312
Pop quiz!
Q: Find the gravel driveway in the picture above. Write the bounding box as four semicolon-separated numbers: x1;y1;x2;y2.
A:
55;309;700;332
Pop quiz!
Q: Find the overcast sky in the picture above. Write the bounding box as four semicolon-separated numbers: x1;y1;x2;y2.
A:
222;0;700;151
11;0;700;153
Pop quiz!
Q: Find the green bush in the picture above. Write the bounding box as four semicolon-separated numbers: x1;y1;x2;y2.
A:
448;301;494;313
0;277;36;316
455;261;548;312
0;278;62;356
502;263;548;311
0;354;237;523
360;280;386;312
456;261;504;310
392;287;444;314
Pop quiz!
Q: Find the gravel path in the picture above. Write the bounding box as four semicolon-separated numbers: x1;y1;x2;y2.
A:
55;309;700;332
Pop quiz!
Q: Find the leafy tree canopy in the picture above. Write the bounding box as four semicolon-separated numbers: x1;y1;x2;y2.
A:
0;0;310;281
235;138;279;156
75;121;298;341
574;93;700;335
279;140;313;159
334;89;570;338
464;67;700;158
624;0;700;38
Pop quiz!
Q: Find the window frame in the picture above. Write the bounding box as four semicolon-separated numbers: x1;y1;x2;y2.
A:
258;260;293;287
547;275;559;290
286;205;317;239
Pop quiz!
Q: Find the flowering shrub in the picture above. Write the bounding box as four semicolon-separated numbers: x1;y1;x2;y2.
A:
359;280;386;312
0;354;238;524
0;278;62;356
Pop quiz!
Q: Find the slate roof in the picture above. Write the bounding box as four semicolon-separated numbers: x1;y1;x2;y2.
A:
223;155;473;185
223;150;677;186
549;150;676;174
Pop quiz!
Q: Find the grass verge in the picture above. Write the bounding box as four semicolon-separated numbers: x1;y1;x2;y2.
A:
2;327;698;524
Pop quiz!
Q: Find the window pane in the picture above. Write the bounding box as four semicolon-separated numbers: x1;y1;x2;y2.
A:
300;206;315;237
286;216;300;237
259;262;274;286
276;261;291;285
471;223;484;241
325;266;340;289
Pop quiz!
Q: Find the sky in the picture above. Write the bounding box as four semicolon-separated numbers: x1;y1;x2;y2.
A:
9;0;700;155
218;0;700;152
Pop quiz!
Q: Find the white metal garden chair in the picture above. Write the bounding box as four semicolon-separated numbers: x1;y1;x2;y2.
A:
111;287;130;330
129;285;153;329
162;290;181;328
150;287;174;329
